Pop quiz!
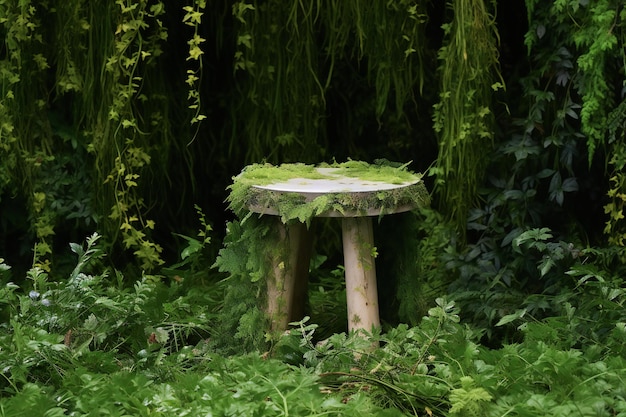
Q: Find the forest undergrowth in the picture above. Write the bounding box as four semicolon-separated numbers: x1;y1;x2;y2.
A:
2;225;626;416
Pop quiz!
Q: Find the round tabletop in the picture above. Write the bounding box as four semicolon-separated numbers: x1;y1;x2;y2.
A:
253;167;419;193
235;164;429;219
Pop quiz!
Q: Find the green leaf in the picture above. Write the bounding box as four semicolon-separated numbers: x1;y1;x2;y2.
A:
172;233;203;260
538;256;556;277
84;313;98;331
514;228;553;251
496;309;526;326
154;327;170;344
94;297;122;311
449;376;493;416
69;242;84;257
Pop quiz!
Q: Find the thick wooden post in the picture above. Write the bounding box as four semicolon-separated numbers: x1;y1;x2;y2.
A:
266;221;312;332
341;217;380;333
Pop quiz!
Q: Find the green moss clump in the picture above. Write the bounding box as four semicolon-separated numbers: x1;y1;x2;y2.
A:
321;160;418;184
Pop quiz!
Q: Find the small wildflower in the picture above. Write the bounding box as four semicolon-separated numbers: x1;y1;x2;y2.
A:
29;290;40;299
41;298;51;307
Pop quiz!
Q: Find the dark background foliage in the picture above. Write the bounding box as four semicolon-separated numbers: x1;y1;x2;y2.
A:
4;2;626;415
1;0;624;341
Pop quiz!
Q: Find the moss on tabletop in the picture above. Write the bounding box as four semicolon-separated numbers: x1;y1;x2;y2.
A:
227;161;431;223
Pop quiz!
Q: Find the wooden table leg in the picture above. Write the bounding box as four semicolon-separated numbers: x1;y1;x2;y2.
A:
266;221;312;333
341;217;380;333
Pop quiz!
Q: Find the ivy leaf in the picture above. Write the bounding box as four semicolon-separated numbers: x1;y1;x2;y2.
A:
501;227;523;247
187;46;204;60
556;70;570;86
549;172;564;205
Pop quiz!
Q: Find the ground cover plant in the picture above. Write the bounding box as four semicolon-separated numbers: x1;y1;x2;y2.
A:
2;0;626;415
2;231;626;416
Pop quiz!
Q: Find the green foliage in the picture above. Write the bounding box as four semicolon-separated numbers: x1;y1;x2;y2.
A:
605;100;626;246
442;0;618;338
395;209;456;325
525;0;623;163
231;0;427;162
373;208;455;327
164;204;214;284
524;0;626;248
183;0;207;142
95;0;169;271
432;0;503;237
3;3;626;415
274;295;626;416
0;0;211;273
449;376;493;416
447;224;580;341
0;0;57;270
212;218;275;352
4;237;626;416
106;144;164;271
307;262;348;338
0;233;213;395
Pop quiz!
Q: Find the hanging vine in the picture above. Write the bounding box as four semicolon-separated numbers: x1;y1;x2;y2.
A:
572;1;626;248
231;0;428;164
323;0;427;118
567;0;620;163
605;104;626;247
95;0;168;271
231;0;325;162
183;0;206;144
0;0;56;270
432;0;503;237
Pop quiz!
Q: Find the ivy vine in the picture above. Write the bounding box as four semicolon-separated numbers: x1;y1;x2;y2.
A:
183;0;206;144
95;0;168;271
524;0;626;250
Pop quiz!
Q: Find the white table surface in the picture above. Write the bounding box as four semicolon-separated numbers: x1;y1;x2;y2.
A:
252;167;419;194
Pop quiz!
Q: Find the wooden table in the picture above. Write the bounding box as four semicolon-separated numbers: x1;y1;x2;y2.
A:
231;162;429;335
